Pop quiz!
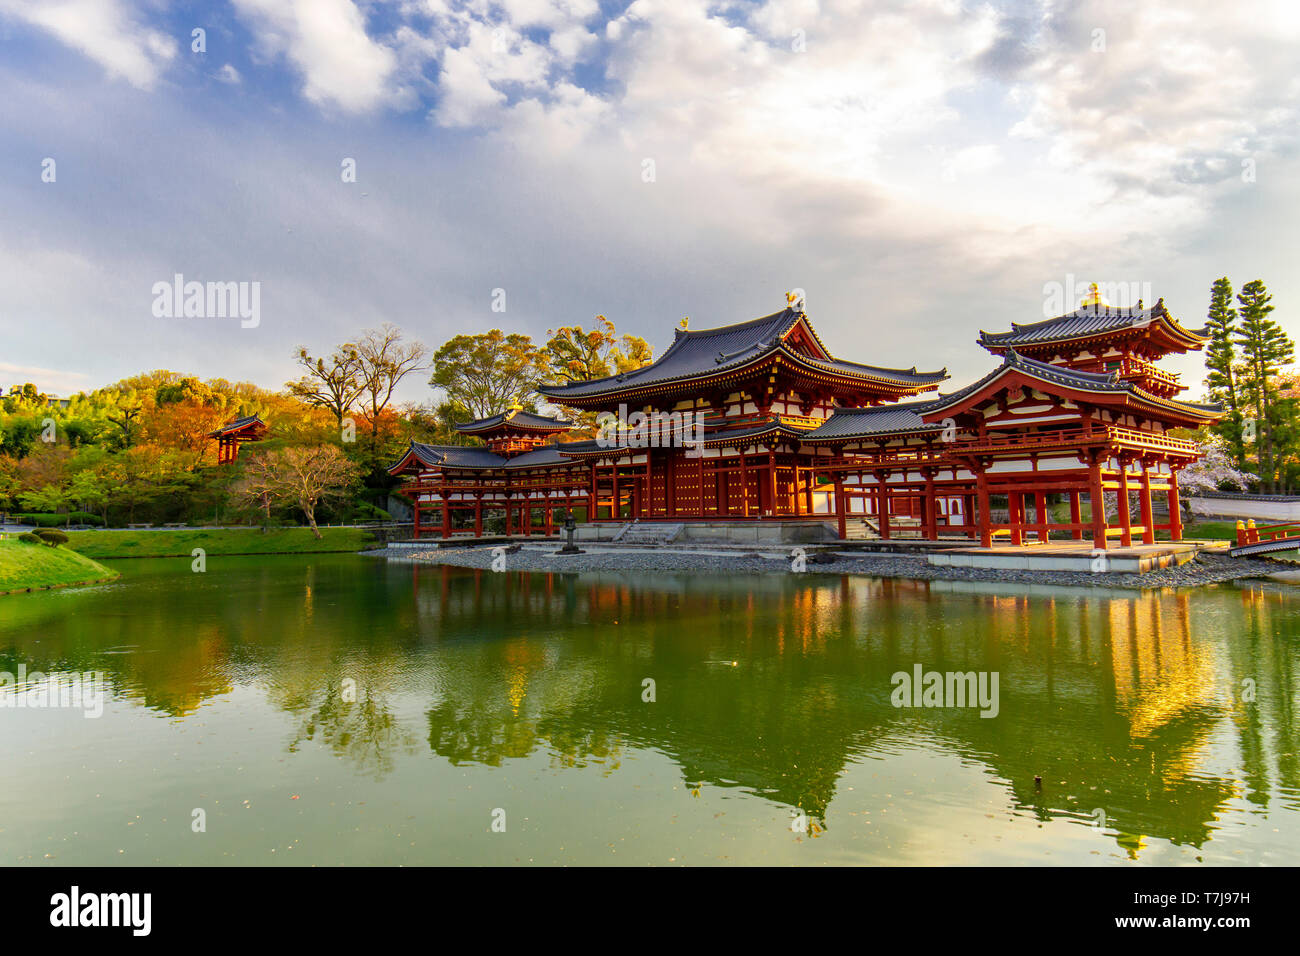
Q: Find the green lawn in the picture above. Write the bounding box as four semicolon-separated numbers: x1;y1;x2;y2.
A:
61;526;380;559
0;539;119;593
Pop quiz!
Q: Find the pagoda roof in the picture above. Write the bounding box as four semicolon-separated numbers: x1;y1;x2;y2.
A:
801;403;943;442
387;439;593;474
455;408;572;434
207;414;267;438
926;351;1222;421
978;300;1207;353
538;307;947;404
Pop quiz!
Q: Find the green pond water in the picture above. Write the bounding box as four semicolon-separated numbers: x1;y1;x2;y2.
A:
1;553;1298;866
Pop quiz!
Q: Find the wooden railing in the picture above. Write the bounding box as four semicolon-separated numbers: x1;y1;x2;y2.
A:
1236;519;1300;546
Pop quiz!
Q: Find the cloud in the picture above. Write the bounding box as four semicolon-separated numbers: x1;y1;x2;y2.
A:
0;0;176;88
230;0;403;113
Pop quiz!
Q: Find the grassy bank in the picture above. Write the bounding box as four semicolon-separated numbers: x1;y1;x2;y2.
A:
0;540;119;594
62;526;380;559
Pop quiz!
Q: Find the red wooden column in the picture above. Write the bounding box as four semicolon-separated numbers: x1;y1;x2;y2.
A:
1069;491;1082;540
588;462;597;520
413;499;421;540
1139;464;1155;545
1117;459;1132;547
545;504;554;536
1089;457;1108;550
523;505;531;536
440;497;451;539
1034;492;1049;543
611;466;620;521
698;454;706;517
1167;468;1183;540
739;452;750;517
505;500;513;536
876;471;891;539
922;471;937;540
804;467;814;516
474;497;483;537
767;450;777;516
1008;493;1023;546
834;475;847;539
976;467;991;548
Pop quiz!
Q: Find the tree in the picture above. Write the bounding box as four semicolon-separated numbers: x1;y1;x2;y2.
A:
544;315;653;384
429;330;548;419
1235;279;1295;492
256;445;360;539
1203;278;1247;469
287;343;365;427
355;324;429;466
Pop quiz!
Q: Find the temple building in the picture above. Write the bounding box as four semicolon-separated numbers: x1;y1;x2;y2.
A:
208;414;268;464
389;288;1221;548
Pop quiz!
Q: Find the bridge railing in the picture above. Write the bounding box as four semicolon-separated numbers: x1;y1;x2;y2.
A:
1236;519;1300;546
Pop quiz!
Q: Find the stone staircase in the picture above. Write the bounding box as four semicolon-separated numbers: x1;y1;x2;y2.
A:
612;521;685;546
843;518;880;540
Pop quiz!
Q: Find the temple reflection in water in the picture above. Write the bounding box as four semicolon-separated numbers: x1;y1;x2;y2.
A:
4;558;1297;860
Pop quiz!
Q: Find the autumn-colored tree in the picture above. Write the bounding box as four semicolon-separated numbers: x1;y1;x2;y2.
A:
354;324;429;467
254;445;361;538
544;315;653;385
287;342;365;427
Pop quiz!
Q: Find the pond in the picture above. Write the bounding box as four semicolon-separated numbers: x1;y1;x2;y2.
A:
1;554;1297;865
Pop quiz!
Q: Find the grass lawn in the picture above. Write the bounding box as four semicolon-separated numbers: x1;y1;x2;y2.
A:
0;539;119;593
62;526;380;559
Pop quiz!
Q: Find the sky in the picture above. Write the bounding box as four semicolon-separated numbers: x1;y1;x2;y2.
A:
1;0;1297;407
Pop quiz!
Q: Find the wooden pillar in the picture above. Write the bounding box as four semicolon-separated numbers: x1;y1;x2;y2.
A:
474;497;483;537
1008;492;1023;546
505;499;513;536
612;466;620;521
1139;465;1154;545
413;499;421;540
523;505;531;536
545;504;554;536
1089;457;1107;550
1069;491;1082;540
589;462;597;520
976;468;991;548
1117;459;1132;547
440;497;451;539
877;472;891;539
740;452;750;517
804;467;814;516
767;450;777;516
923;472;937;540
834;475;847;539
1034;492;1048;543
698;453;706;517
1167;470;1183;541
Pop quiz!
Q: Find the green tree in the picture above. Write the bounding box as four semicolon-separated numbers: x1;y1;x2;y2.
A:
429;330;548;419
1204;277;1248;469
1235;279;1295;492
544;315;653;384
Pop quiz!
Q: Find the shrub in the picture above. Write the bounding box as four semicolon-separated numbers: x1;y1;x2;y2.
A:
36;530;70;546
12;512;103;528
17;532;42;544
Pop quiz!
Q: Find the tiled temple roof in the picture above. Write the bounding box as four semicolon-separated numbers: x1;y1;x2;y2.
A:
539;308;947;401
208;414;266;437
455;408;572;434
801;403;942;441
978;300;1207;351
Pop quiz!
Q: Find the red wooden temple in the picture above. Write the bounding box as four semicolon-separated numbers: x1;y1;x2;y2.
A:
208;414;268;464
390;288;1221;548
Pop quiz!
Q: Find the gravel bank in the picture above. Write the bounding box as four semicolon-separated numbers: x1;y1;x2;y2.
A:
374;544;1283;590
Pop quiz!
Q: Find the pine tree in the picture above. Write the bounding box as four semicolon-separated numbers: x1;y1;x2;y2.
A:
1234;279;1294;492
1203;277;1247;468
